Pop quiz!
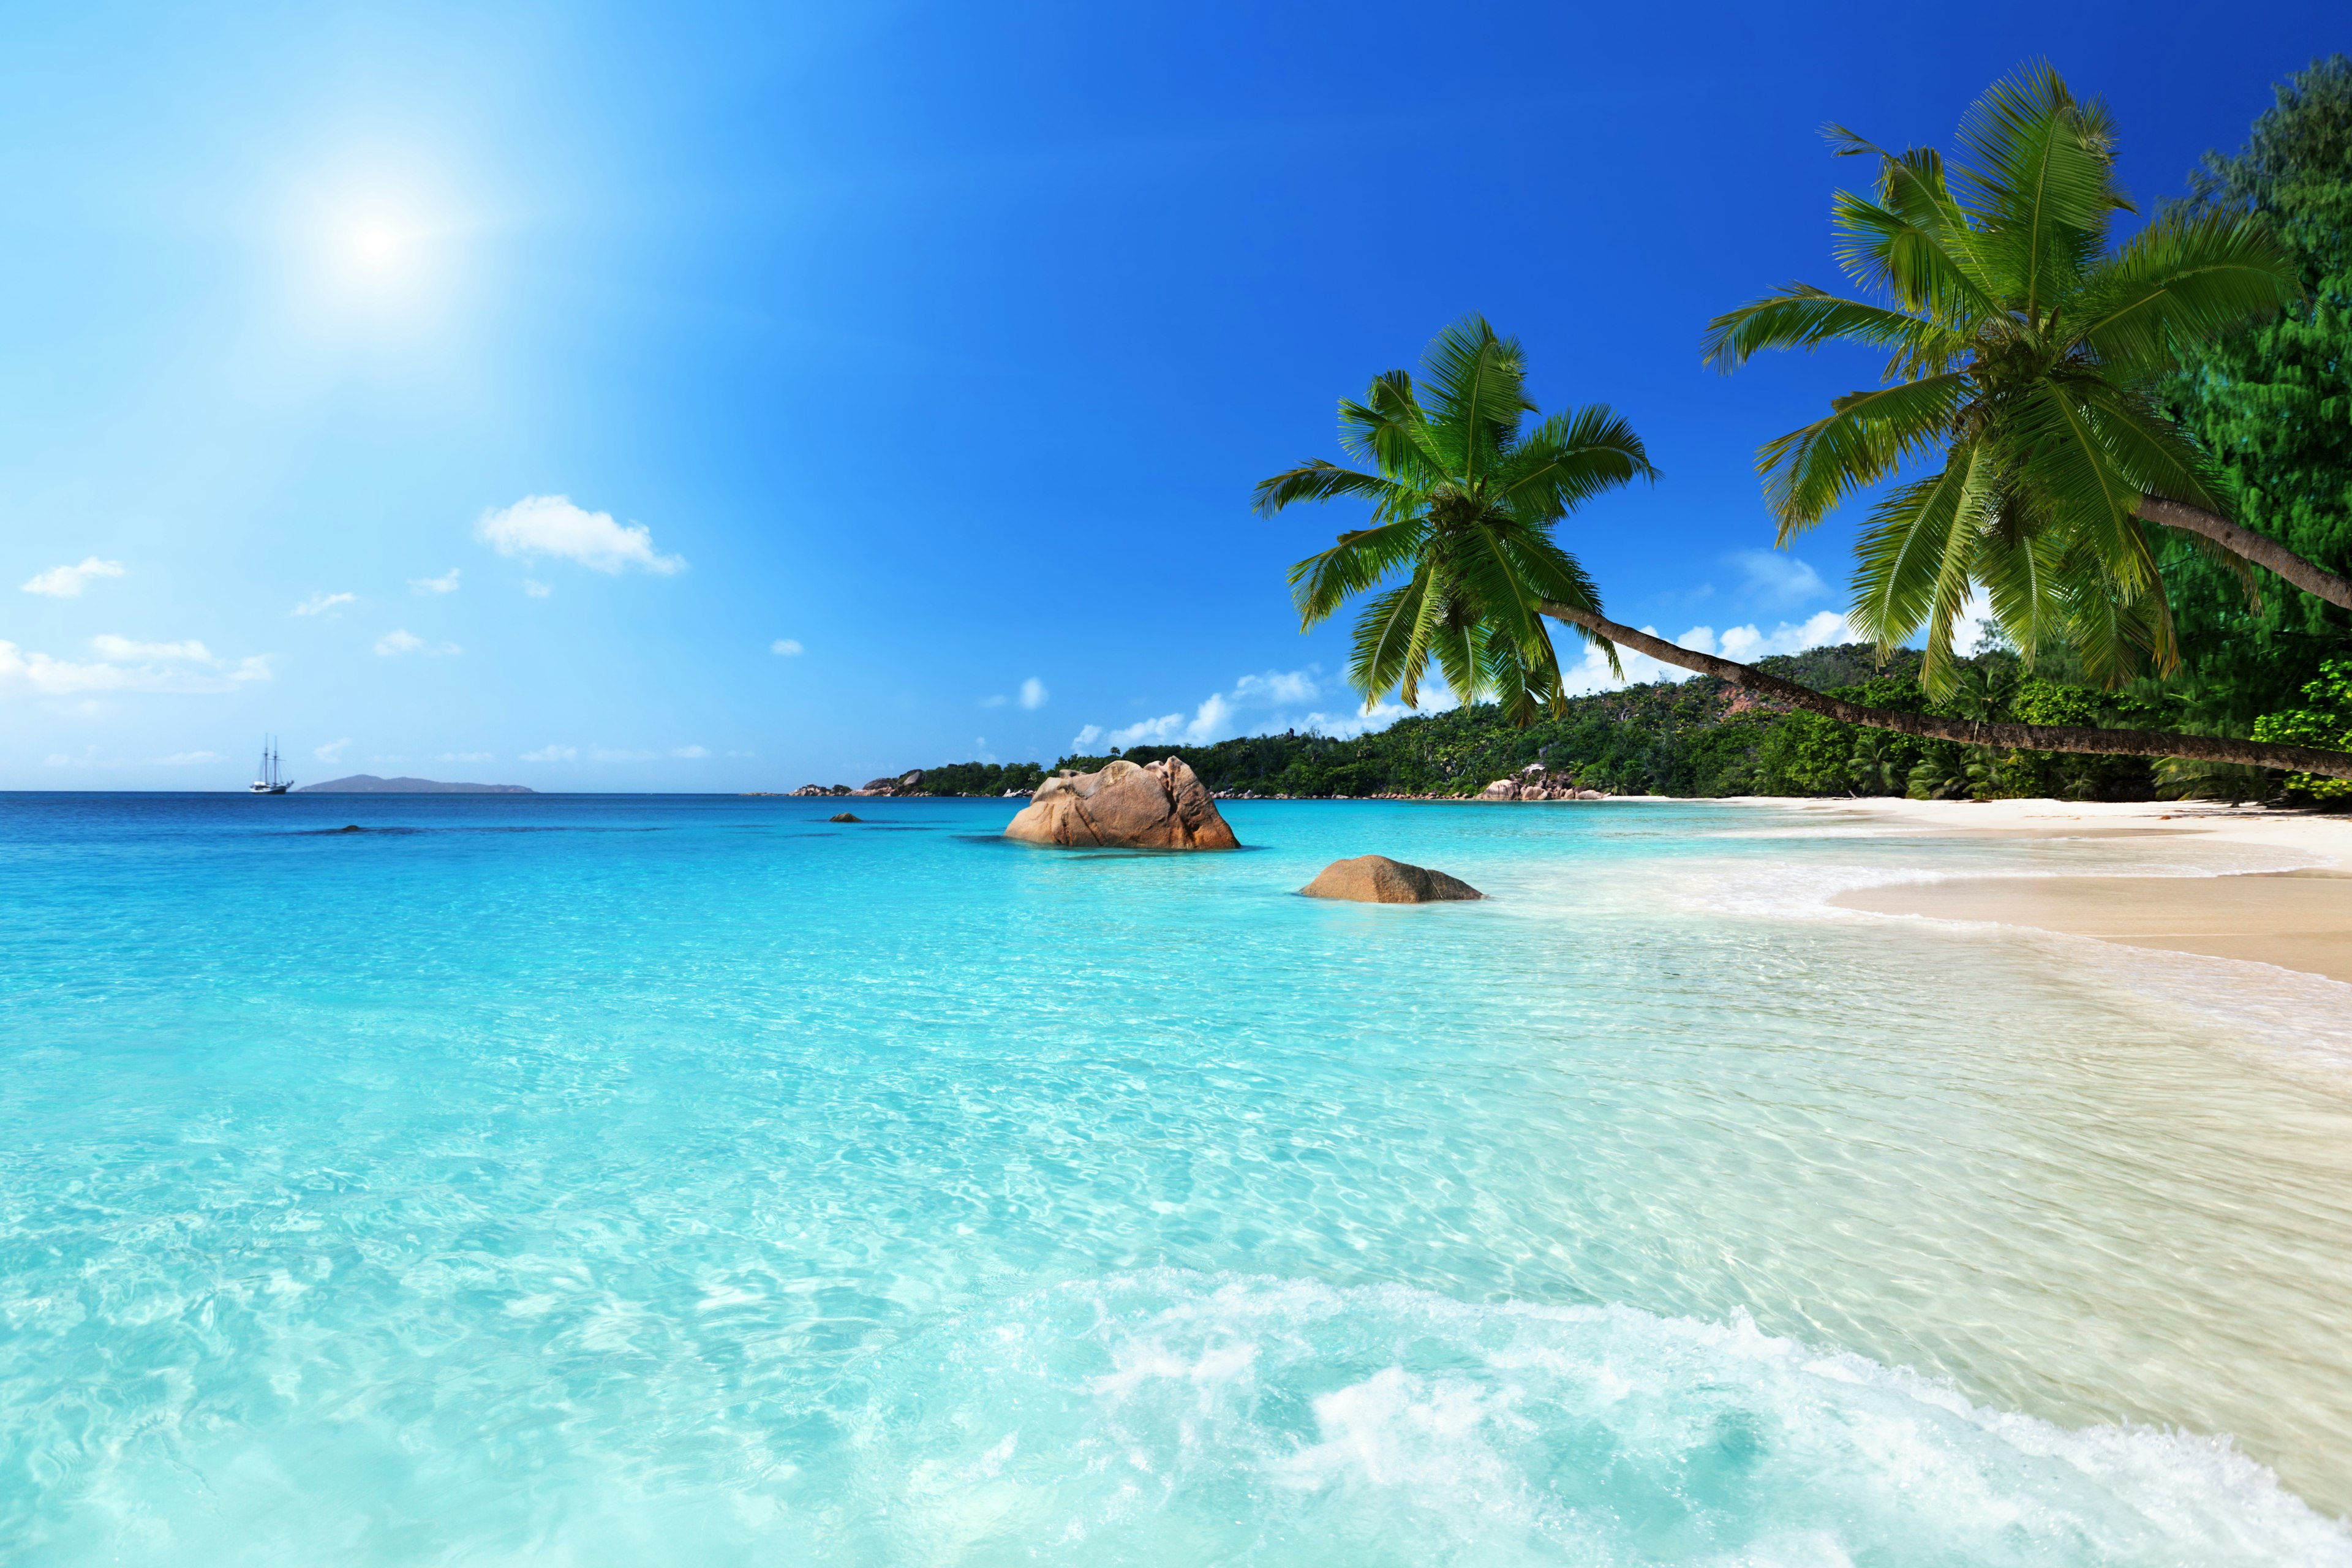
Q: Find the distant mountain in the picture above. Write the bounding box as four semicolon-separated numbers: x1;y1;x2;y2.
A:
298;775;536;794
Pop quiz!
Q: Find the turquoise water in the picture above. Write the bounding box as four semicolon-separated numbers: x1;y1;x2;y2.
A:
5;792;2351;1564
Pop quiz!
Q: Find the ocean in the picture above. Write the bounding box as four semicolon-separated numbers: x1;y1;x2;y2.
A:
4;791;2350;1565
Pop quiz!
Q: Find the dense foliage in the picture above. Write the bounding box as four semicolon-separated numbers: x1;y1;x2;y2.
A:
2252;658;2352;802
2158;55;2352;725
913;645;2180;802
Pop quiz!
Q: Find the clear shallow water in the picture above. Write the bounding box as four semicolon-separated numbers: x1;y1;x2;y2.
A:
3;792;2350;1565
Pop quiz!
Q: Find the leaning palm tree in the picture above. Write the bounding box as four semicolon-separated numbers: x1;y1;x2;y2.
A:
1703;64;2352;695
1269;320;2352;781
1256;315;1656;723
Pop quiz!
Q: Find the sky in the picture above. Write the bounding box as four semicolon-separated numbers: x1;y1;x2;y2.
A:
1;1;2341;791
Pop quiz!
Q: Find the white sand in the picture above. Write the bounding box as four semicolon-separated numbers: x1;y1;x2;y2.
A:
1776;799;2352;983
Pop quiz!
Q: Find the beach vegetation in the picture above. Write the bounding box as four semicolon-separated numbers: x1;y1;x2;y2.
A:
2157;55;2352;728
1255;314;1654;723
1705;62;2341;696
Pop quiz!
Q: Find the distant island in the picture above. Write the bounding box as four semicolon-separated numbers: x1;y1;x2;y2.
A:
298;775;536;794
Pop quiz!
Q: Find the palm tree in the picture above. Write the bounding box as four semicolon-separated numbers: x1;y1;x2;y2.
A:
1256;315;1656;723
1270;322;2352;782
1702;64;2351;695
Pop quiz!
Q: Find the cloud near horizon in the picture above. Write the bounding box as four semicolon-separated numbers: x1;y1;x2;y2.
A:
1560;610;1853;694
21;557;124;597
1071;666;1449;753
478;495;685;575
0;634;271;696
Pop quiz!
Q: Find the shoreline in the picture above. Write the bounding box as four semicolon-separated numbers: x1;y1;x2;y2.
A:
1779;798;2352;986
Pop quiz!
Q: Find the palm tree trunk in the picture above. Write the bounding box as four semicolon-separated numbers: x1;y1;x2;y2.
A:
2135;494;2352;611
1537;601;2352;781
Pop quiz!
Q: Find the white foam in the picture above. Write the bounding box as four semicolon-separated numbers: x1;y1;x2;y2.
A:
840;1271;2352;1565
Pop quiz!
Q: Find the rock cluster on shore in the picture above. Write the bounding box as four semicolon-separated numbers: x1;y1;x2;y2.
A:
790;770;925;798
1005;758;1239;850
1479;763;1605;801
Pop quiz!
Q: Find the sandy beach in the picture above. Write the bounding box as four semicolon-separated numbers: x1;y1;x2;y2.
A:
1790;799;2352;984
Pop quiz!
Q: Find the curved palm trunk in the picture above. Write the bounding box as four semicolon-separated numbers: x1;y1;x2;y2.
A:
2135;495;2352;612
1538;601;2352;782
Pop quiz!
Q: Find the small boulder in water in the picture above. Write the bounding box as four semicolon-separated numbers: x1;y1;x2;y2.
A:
334;824;364;834
829;812;861;823
1299;854;1482;903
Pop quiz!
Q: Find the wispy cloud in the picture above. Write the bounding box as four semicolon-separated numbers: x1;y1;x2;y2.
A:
521;744;576;762
439;751;494;763
523;580;552;598
771;638;802;656
293;591;356;616
981;692;1008;707
21;557;124;597
90;635;211;663
315;738;352;763
148;750;221;766
671;745;709;758
478;495;685;575
374;628;460;657
0;635;271;696
1727;549;1828;609
1019;676;1048;710
410;568;461;595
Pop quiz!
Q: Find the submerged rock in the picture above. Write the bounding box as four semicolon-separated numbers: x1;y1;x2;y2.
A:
829;812;861;823
1299;854;1482;903
1005;757;1239;850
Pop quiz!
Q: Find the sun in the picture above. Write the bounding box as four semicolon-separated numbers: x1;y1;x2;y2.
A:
344;216;415;283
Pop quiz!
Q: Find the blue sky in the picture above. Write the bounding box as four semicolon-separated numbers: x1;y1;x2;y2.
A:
2;1;2340;790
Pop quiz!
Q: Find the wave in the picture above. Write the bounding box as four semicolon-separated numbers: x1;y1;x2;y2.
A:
831;1272;2349;1566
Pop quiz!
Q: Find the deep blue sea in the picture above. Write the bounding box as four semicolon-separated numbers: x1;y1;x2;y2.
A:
5;791;2352;1565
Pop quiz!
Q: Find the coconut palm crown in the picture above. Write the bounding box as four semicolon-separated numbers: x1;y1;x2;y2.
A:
1704;64;2302;695
1256;316;1656;723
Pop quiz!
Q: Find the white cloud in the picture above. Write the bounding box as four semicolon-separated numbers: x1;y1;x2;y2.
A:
374;628;459;657
671;745;709;758
149;750;220;766
21;557;124;597
1019;677;1048;710
771;638;802;657
439;751;494;763
293;591;356;616
0;635;270;696
523;579;552;598
1071;666;1444;752
981;693;1008;707
1560;611;1855;696
315;738;352;763
410;568;461;595
1728;549;1829;609
477;495;685;575
91;635;211;663
521;745;577;762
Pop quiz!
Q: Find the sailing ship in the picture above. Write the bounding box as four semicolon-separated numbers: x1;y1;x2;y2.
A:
249;737;293;794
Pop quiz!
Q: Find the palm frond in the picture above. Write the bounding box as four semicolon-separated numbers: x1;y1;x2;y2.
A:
2071;212;2300;371
1700;286;1967;375
1490;404;1658;516
1253;460;1402;519
1758;374;1969;536
1287;515;1431;627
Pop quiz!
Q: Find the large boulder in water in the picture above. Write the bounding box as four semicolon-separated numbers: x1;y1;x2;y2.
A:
1299;854;1482;903
1005;758;1239;850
